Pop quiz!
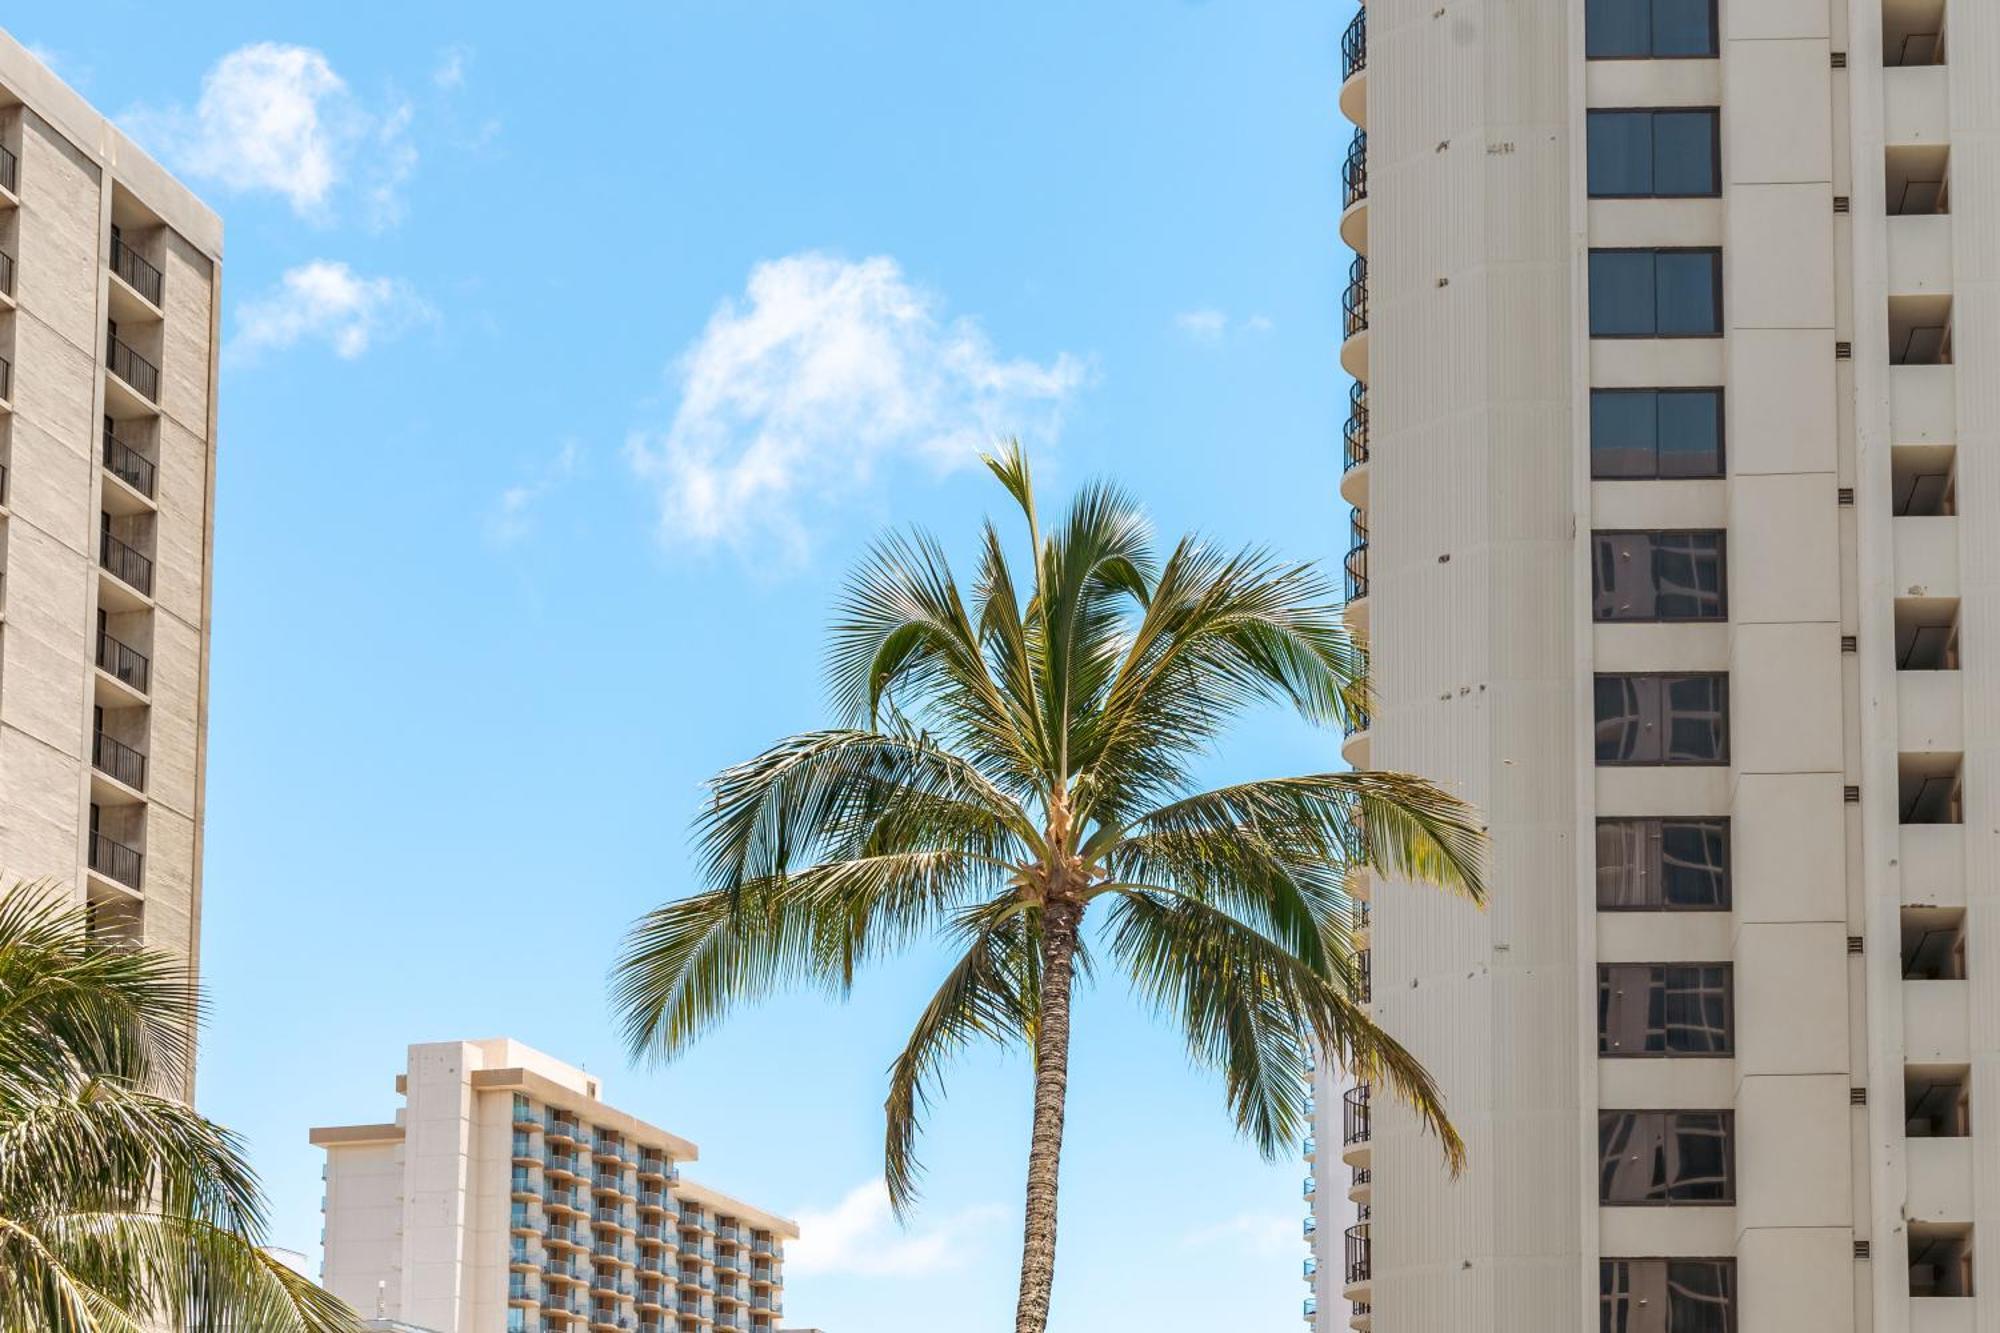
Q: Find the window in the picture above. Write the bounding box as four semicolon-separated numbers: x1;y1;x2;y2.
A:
1586;0;1719;58
1599;1110;1735;1203
1590;249;1722;337
1593;531;1726;621
1589;110;1720;197
1597;819;1729;909
1601;1260;1736;1333
1591;389;1724;478
1599;964;1733;1055
1595;674;1729;765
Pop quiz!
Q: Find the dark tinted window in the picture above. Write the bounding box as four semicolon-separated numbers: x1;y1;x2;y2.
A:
1601;1260;1736;1333
1590;389;1724;478
1590;249;1722;336
1598;818;1731;909
1599;964;1733;1054
1588;110;1720;197
1599;1110;1735;1203
1586;0;1719;58
1593;531;1726;621
1595;673;1729;765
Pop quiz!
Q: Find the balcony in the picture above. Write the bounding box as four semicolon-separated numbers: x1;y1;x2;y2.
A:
1341;382;1368;505
100;530;153;597
88;829;143;891
1341;254;1370;378
1;352;12;404
1343;513;1369;639
1302;1174;1316;1199
111;234;164;309
1355;949;1372;1004
106;331;160;402
0;248;14;300
1342;1084;1371;1159
1339;8;1367;126
96;629;151;697
1349;1162;1371;1203
0;144;16;196
103;427;157;500
93;730;146;792
1344;1221;1371;1293
1341;130;1368;253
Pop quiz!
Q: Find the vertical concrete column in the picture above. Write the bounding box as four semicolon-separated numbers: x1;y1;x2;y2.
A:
400;1042;479;1332
1720;5;1857;1327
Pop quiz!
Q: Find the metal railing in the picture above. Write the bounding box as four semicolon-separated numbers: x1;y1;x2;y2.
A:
107;331;160;400
1356;949;1372;1003
1344;513;1369;602
1344;381;1368;472
1343;254;1369;341
88;829;143;888
1;353;12;403
1342;9;1366;82
0;144;16;194
1342;1084;1371;1147
0;249;14;297
92;729;147;790
1343;130;1368;210
1344;1221;1371;1285
103;426;157;497
100;529;154;594
97;630;150;694
1350;1163;1371;1189
112;235;165;306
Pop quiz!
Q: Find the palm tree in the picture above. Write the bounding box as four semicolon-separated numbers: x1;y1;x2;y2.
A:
613;446;1484;1333
0;885;363;1333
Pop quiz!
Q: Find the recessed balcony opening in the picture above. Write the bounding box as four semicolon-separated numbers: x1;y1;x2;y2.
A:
1883;0;1947;66
1906;1064;1971;1136
105;318;161;403
1899;753;1963;824
1902;907;1966;980
1889;294;1953;365
1887;145;1950;215
99;509;154;598
1893;444;1956;515
88;801;144;893
92;703;148;795
1896;598;1960;669
102;413;158;503
1910;1224;1974;1297
84;891;142;951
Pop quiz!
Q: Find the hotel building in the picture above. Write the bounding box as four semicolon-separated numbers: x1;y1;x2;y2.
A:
0;32;221;991
1308;0;1994;1329
313;1039;798;1333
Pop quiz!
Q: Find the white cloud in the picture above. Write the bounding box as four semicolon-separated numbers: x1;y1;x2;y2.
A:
787;1179;1004;1279
627;252;1086;562
1173;308;1274;343
123;43;416;223
230;261;433;363
489;441;581;546
433;45;470;91
1180;1211;1298;1257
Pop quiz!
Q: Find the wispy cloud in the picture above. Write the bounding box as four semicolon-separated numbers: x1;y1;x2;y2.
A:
488;441;581;546
433;45;470;91
122;43;416;225
787;1179;1005;1279
1173;308;1274;344
230;261;433;363
627;252;1087;564
1180;1211;1298;1258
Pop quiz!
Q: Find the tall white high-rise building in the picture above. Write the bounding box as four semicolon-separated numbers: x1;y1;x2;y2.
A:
1307;0;1991;1329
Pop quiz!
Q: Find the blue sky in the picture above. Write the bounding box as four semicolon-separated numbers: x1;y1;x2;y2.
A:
20;4;1357;1329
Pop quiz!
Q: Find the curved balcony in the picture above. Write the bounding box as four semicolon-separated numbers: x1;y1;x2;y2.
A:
1340;255;1369;379
1343;1221;1371;1300
1343;511;1369;637
1348;1161;1371;1205
1341;130;1369;253
1352;1299;1373;1332
1341;699;1370;768
1340;381;1368;506
1354;949;1372;1005
1340;1084;1371;1168
1340;9;1367;126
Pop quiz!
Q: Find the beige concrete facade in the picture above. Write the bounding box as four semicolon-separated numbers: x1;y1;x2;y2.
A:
1306;0;1996;1329
313;1039;798;1333
0;30;222;1013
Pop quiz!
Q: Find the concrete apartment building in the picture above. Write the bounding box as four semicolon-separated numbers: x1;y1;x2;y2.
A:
0;33;221;984
314;1039;798;1333
1306;0;1995;1329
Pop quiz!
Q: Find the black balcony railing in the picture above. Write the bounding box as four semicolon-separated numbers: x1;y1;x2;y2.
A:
1351;1162;1371;1189
1344;381;1368;473
0;353;11;403
1344;1221;1371;1285
100;530;154;594
88;829;143;889
107;331;160;401
1345;513;1369;602
1353;1300;1372;1320
1342;9;1367;83
1343;254;1369;340
0;249;14;297
112;235;164;306
1343;130;1368;211
103;427;157;498
93;730;147;790
1355;948;1372;1003
97;629;151;694
1342;1084;1371;1146
0;144;16;194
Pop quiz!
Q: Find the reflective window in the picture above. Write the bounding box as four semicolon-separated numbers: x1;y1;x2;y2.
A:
1592;389;1726;477
1593;531;1726;621
1594;674;1729;765
1596;818;1730;910
1601;1260;1736;1333
1590;249;1723;336
1599;1110;1735;1203
1587;0;1719;58
1599;964;1733;1055
1588;110;1720;197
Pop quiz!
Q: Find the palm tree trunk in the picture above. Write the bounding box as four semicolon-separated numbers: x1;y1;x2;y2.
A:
1014;896;1081;1333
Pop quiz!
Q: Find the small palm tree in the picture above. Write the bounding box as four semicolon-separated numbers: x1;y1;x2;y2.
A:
613;447;1484;1333
0;885;363;1333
